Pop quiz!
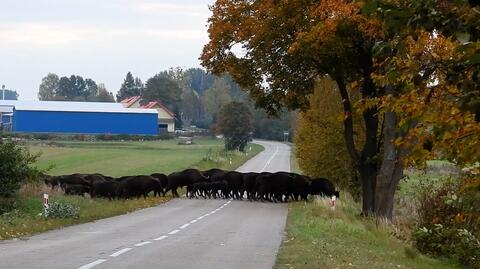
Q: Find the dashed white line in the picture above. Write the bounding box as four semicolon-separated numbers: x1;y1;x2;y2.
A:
110;248;132;257
78;259;107;269
134;241;152;247
260;145;279;172
77;201;234;269
154;235;168;241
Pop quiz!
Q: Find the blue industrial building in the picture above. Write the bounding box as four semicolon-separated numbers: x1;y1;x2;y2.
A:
0;100;159;135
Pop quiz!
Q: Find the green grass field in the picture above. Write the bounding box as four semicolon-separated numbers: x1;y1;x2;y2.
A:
29;138;259;176
0;138;263;240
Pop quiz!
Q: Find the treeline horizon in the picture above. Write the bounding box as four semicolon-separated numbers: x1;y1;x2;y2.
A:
34;68;294;141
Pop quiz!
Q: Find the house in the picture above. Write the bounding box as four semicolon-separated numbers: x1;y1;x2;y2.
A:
120;96;175;133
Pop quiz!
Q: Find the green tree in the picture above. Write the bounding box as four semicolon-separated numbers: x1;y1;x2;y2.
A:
117;72;144;101
202;78;232;119
89;83;115;102
143;73;181;108
0;141;40;213
185;68;215;95
57;75;88;101
84;78;98;99
181;89;205;124
38;73;59;101
216;101;253;152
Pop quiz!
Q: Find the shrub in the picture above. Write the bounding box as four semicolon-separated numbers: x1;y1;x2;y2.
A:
46;201;80;219
413;174;480;268
0;140;40;213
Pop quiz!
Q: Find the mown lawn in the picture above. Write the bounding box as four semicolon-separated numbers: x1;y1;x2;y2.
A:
29;138;237;176
0;138;263;240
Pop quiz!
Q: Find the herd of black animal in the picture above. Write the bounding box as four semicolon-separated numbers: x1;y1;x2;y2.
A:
44;168;340;203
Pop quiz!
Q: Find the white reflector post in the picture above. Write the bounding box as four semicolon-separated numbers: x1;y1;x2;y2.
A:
43;193;49;217
331;195;336;209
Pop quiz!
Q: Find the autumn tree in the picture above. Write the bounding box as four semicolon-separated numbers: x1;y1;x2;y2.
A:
202;0;479;218
216;101;253;152
295;77;363;199
202;0;385;216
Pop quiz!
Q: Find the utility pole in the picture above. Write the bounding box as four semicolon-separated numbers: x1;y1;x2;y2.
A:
1;85;5;100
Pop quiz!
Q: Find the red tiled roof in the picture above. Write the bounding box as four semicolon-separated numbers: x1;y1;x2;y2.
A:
141;101;175;117
120;96;141;107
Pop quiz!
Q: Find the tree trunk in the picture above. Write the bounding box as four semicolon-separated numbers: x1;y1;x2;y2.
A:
359;167;376;214
336;76;379;216
375;111;404;219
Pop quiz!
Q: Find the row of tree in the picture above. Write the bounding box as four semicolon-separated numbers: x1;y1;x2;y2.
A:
38;74;115;102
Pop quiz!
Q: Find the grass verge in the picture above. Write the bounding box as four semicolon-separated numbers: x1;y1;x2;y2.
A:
1;140;264;241
275;195;462;269
0;195;168;240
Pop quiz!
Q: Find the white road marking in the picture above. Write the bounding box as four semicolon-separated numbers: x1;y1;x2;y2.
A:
154;235;168;241
134;241;152;247
190;219;198;224
180;223;190;229
260;145;279;172
110;248;132;257
168;229;180;235
78;259;107;269
197;216;204;220
210;210;216;214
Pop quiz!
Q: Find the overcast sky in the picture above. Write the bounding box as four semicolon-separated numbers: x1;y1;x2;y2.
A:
0;0;214;100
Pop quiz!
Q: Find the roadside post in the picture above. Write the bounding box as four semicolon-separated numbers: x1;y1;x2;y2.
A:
330;195;336;210
43;193;49;217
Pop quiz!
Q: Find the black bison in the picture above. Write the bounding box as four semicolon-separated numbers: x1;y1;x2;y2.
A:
165;169;207;197
91;181;119;199
64;183;90;196
117;176;163;199
309;178;340;198
150;173;168;195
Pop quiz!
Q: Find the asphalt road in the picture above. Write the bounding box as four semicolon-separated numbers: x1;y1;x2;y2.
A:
0;140;290;269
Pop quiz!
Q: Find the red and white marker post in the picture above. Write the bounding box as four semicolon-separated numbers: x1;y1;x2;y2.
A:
330;195;337;209
43;193;49;217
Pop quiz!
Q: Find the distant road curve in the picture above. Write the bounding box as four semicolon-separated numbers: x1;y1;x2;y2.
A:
0;140;291;269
